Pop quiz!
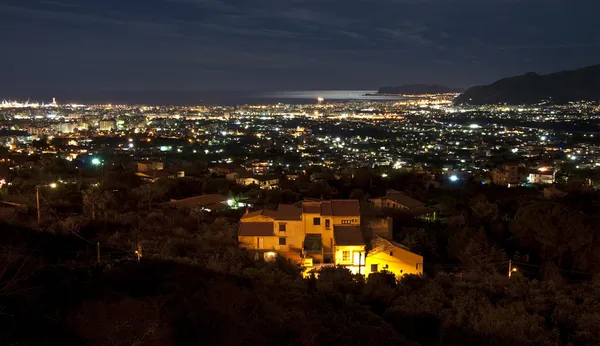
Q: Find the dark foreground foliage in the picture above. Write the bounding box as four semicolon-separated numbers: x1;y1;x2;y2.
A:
1;223;600;346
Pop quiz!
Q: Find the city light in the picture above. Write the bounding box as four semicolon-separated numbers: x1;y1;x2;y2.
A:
49;183;57;188
91;158;102;165
449;175;459;182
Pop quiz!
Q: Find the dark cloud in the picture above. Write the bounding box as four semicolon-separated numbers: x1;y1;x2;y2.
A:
0;0;599;102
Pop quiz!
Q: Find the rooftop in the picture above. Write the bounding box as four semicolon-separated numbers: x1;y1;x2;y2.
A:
238;222;274;237
275;204;302;220
333;225;365;246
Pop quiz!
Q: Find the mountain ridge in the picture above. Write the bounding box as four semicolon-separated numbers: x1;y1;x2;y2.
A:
454;64;600;105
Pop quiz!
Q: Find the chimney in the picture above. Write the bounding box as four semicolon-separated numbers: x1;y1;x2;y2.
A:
245;207;249;214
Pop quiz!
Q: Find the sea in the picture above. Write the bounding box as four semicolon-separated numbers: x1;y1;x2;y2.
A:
3;90;408;106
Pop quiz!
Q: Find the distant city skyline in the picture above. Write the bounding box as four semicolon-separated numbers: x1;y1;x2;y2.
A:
1;0;600;99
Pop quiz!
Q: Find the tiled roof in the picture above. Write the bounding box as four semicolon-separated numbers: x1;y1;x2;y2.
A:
369;235;410;255
330;200;360;216
238;222;274;236
373;193;424;209
301;199;360;216
388;193;424;209
275;204;302;220
333;225;365;246
302;203;321;214
321;201;332;216
241;209;277;220
169;194;227;208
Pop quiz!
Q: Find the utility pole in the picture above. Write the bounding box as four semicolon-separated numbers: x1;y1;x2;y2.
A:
136;243;142;262
97;242;101;263
508;259;512;278
36;185;41;224
358;252;363;275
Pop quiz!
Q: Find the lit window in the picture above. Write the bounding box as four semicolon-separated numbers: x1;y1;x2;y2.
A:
342;220;351;224
342;251;350;262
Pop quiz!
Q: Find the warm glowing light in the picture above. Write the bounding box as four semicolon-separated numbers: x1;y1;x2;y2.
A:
49;183;57;188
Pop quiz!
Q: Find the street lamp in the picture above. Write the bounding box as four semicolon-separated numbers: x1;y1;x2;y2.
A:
36;182;58;224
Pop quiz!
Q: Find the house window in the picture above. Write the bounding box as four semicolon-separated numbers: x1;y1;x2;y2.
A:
279;223;286;233
279;237;286;245
341;220;351;224
389;251;393;256
325;219;330;229
313;217;321;225
342;251;351;262
371;264;378;272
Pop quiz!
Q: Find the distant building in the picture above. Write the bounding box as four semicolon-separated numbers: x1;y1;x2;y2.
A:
236;175;279;189
98;119;116;131
528;170;555;184
369;191;425;211
137;161;164;172
53;122;77;134
492;164;527;187
169;194;229;211
209;164;236;176
135;164;184;182
369;191;436;220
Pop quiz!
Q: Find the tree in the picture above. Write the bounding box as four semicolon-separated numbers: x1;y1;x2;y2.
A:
132;183;168;211
349;188;366;202
82;187;115;220
511;202;592;275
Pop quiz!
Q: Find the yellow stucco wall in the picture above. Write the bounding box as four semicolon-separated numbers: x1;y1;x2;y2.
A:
331;215;360;225
365;249;423;277
276;220;304;251
334;245;366;266
238;235;278;250
301;214;361;253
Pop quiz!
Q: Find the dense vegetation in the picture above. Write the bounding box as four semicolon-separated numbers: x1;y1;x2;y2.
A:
1;158;600;345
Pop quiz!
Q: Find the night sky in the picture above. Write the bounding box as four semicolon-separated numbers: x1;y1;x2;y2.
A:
1;0;600;102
